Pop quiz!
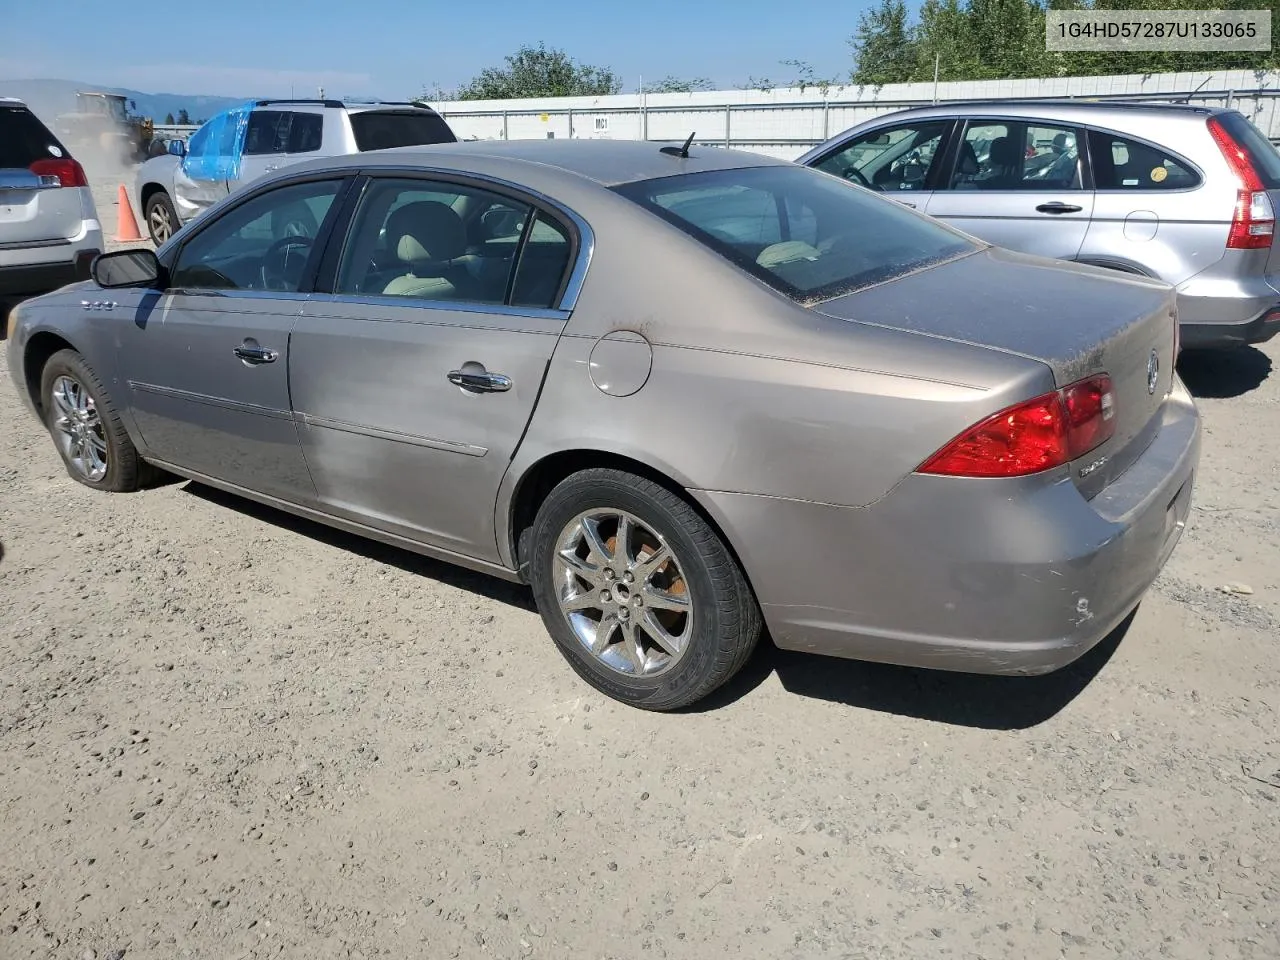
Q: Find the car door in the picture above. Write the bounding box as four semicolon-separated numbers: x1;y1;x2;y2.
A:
805;118;953;211
116;174;351;499
291;174;580;563
925;118;1095;262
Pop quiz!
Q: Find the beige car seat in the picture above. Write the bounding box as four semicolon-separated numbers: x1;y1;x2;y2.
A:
382;201;475;299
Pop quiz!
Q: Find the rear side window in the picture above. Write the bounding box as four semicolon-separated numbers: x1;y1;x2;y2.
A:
1088;131;1199;191
0;105;69;167
615;165;976;305
243;110;290;155
286;113;323;154
1215;112;1280;189
349;111;457;151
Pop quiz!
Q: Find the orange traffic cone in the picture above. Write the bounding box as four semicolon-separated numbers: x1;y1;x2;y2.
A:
113;184;144;243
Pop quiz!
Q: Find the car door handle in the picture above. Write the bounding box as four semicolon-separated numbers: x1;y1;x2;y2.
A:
1036;202;1083;214
234;344;278;364
448;370;512;393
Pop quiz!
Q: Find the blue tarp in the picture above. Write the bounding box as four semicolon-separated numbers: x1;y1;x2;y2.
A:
181;101;254;182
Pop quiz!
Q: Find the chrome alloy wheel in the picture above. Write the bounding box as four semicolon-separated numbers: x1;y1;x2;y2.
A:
554;508;694;677
149;203;173;243
50;375;108;482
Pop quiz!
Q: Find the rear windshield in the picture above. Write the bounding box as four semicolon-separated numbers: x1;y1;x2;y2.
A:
613;165;977;304
1218;112;1280;189
0;105;69;168
349;111;457;151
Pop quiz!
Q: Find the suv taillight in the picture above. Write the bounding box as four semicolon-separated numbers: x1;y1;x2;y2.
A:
28;157;88;188
1208;117;1275;251
917;375;1115;479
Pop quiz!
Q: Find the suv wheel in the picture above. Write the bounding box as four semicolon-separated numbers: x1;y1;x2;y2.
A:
145;192;179;245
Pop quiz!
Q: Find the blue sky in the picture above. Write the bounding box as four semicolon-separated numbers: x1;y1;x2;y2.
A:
0;0;874;98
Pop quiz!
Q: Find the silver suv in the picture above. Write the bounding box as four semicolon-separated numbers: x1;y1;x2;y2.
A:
0;98;103;313
798;100;1280;349
134;99;456;244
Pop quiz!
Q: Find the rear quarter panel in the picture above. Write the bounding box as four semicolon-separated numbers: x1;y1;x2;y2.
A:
497;180;1052;564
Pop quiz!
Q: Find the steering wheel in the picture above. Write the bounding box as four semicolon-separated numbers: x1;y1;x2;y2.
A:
842;166;873;189
259;235;314;291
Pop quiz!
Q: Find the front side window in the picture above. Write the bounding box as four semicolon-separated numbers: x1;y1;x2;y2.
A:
171;179;343;292
1087;130;1200;191
813;120;950;193
950;120;1083;191
615;165;976;305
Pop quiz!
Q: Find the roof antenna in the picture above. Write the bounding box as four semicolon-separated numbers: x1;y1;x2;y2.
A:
660;131;695;158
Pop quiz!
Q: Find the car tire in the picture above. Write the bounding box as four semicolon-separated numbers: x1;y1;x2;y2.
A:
40;349;160;493
528;467;761;711
144;191;179;245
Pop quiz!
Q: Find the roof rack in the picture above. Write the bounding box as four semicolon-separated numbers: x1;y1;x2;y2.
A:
254;98;345;109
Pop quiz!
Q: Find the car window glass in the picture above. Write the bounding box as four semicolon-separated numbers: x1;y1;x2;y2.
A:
814;120;949;193
0;105;70;166
951;120;1082;191
334;178;530;304
243;111;290;155
170;179;342;292
1087;130;1199;190
615;165;976;305
510;213;573;309
349;111;457;150
286;113;323;154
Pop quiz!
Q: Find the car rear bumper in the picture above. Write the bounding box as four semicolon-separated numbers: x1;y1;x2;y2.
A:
0;250;98;298
694;380;1201;676
1175;274;1280;348
1178;305;1280;349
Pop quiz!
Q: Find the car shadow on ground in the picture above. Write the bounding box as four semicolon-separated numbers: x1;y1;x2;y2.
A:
1178;346;1272;399
182;482;535;612
690;611;1133;730
182;481;1129;728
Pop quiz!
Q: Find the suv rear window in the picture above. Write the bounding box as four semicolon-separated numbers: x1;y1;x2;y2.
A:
614;165;976;304
1216;111;1280;189
0;105;69;168
349;111;457;151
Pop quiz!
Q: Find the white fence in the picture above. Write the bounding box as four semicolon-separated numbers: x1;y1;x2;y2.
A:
427;68;1280;159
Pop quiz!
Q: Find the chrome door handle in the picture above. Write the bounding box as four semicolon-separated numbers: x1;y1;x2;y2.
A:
234;344;278;364
1035;202;1083;214
448;370;511;393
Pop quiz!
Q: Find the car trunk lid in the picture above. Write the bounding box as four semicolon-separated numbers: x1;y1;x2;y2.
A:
813;245;1179;497
0;103;85;246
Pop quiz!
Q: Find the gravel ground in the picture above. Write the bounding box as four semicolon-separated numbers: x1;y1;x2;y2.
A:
1;167;1278;960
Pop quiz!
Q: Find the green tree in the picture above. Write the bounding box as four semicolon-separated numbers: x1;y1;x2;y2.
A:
453;43;622;100
176;108;190;124
164;112;175;125
850;0;917;84
643;76;714;94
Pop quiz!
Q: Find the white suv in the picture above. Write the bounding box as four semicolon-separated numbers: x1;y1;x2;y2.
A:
0;98;103;312
134;99;457;244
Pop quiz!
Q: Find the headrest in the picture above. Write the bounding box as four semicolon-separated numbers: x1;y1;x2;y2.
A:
386;200;466;265
987;136;1018;168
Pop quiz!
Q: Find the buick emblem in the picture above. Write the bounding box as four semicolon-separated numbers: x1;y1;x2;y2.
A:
1147;349;1159;395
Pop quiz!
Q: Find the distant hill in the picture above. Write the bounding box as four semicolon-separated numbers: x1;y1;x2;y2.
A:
0;78;244;127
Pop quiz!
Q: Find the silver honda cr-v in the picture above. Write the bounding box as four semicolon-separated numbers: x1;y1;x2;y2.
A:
799;100;1280;349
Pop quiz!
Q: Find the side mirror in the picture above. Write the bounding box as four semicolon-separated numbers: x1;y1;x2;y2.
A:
168;139;187;157
92;249;162;289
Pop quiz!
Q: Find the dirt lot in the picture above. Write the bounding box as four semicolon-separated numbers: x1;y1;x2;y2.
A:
2;168;1279;960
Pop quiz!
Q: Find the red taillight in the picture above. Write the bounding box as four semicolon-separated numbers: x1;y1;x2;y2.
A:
28;157;88;188
1208;117;1275;251
918;375;1115;479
